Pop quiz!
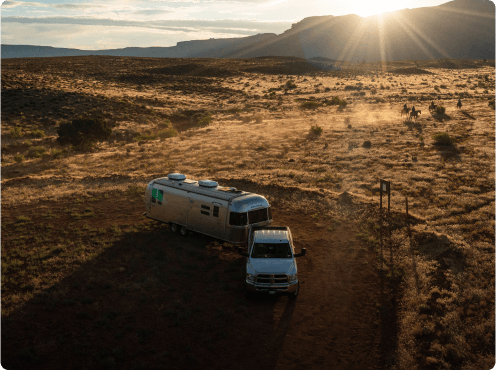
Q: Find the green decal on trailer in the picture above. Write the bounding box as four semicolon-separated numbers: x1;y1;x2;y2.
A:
152;189;163;201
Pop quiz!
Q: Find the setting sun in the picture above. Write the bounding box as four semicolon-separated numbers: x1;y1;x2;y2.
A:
352;0;411;17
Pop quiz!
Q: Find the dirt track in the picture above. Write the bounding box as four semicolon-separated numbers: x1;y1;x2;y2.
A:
270;210;391;370
1;192;395;370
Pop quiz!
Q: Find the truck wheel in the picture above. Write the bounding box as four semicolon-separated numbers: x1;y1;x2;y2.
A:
289;282;299;300
170;223;178;233
180;226;188;237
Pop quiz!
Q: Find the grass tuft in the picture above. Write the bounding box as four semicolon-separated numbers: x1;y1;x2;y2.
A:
432;132;456;146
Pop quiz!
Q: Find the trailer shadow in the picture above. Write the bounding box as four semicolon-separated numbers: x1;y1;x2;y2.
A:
1;220;293;370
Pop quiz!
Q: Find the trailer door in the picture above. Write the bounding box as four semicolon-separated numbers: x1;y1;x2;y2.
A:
210;202;226;239
149;187;164;219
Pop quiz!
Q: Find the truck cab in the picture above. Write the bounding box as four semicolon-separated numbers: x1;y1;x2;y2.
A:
238;226;306;299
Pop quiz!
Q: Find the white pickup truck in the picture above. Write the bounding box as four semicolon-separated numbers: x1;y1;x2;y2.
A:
238;226;306;299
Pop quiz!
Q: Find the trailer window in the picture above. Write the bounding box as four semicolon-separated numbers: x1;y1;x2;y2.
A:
201;210;209;216
213;206;219;218
201;205;210;210
268;207;272;220
248;208;269;224
152;189;164;205
229;212;247;226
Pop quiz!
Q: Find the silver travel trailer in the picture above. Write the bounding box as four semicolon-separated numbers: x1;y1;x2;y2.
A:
144;173;273;244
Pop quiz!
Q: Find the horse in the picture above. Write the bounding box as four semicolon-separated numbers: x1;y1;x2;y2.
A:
410;110;421;120
428;104;437;112
457;101;462;110
401;107;410;118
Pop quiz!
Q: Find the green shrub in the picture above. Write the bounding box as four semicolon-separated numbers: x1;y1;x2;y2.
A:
197;113;213;127
157;120;171;128
27;146;48;158
432;132;456;146
57;118;112;148
227;107;242;114
285;80;297;89
489;99;495;109
134;133;157;141
157;128;178;138
51;149;65;159
30;129;45;138
10;127;22;138
14;154;25;163
300;101;321;109
310;124;323;136
435;106;446;115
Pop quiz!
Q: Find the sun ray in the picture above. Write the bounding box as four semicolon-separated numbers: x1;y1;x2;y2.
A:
377;14;388;73
335;20;366;64
391;12;451;60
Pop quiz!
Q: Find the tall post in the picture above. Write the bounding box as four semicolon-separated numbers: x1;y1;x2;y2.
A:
389;184;392;268
380;180;390;275
406;196;420;295
380;185;383;274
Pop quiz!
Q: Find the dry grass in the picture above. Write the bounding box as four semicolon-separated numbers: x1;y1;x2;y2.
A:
1;56;494;369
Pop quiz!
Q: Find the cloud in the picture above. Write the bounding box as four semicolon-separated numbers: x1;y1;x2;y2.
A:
1;22;248;49
1;1;104;9
133;9;171;15
2;0;42;7
1;16;291;35
52;4;105;9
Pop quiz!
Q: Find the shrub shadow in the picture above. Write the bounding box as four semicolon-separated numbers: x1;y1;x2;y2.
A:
459;110;476;120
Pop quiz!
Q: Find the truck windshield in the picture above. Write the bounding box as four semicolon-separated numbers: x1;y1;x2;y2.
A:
251;242;292;258
248;208;268;224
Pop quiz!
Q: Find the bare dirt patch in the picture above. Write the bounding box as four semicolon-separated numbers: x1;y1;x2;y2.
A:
2;192;394;370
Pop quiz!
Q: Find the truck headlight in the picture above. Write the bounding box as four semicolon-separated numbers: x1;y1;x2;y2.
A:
246;273;255;283
288;273;298;283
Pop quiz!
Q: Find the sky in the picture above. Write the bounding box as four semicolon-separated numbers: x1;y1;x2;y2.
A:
1;0;451;50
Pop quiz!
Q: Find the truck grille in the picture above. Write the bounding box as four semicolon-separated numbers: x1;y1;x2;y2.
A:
256;274;288;284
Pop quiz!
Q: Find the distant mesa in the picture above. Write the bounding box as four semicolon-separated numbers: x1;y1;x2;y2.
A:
2;0;494;63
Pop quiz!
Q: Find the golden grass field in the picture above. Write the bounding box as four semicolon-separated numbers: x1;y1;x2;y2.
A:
1;56;495;370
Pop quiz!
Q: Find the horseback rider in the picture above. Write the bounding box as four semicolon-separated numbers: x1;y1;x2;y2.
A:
412;105;416;113
458;98;462;106
403;103;407;110
431;101;435;106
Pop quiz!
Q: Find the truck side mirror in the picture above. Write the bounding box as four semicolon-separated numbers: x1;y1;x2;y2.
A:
294;248;306;257
238;247;249;257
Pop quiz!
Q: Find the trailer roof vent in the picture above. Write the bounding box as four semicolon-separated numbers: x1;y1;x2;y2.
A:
168;173;186;181
198;179;218;188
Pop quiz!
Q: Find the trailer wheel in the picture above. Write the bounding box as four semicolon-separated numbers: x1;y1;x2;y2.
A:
170;223;178;233
180;226;188;237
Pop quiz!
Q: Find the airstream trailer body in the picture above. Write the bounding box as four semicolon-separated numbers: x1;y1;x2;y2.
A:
144;173;272;243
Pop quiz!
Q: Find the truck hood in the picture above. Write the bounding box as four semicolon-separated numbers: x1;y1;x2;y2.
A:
249;258;295;274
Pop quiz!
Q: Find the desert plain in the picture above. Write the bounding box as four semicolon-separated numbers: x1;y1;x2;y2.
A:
1;56;495;370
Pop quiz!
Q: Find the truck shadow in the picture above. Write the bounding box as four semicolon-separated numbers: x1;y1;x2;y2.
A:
2;221;292;370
